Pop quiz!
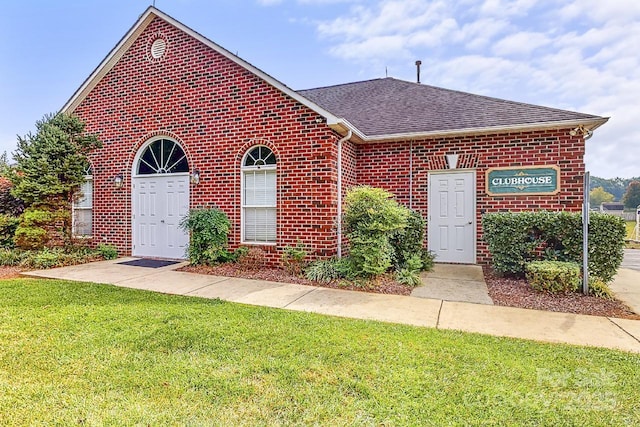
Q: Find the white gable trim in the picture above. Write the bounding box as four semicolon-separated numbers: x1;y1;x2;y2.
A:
329;117;609;143
61;6;341;125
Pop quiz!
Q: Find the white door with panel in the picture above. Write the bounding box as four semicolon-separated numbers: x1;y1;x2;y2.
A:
428;171;476;264
132;175;189;259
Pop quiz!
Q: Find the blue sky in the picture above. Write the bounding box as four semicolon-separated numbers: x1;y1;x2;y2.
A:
1;0;638;178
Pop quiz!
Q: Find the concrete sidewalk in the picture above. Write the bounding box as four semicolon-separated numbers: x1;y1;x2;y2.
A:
23;258;640;354
412;264;493;305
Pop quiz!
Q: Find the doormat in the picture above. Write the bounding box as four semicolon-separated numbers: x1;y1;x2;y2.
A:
117;259;180;268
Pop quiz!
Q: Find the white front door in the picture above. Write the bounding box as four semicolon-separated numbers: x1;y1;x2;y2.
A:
132;174;189;259
428;171;476;264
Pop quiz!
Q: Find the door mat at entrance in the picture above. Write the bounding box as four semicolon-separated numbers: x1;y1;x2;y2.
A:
117;259;179;268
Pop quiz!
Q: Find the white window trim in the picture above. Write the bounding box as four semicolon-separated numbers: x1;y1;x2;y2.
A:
72;174;93;238
241;147;277;245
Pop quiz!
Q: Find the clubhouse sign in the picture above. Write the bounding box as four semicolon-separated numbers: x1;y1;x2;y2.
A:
486;166;560;196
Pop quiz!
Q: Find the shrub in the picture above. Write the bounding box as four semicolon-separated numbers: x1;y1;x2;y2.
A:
395;268;422;287
483;211;625;281
525;261;581;294
0;214;19;249
420;249;436;272
390;209;426;269
236;247;266;270
179;208;231;265
0;177;24;217
14;207;53;250
306;258;343;283
588;277;614;299
281;242;308;275
343;186;408;277
97;244;118;260
0;248;27;266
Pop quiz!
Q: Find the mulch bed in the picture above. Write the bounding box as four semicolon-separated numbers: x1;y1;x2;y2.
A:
484;266;640;320
0;267;23;280
179;264;412;295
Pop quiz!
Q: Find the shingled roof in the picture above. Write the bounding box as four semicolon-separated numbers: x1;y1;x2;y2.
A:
298;78;607;140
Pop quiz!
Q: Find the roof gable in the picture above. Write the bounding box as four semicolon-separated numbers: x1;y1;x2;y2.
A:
61;7;338;124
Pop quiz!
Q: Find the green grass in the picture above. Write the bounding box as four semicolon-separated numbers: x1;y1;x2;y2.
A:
1;279;640;425
625;221;640;248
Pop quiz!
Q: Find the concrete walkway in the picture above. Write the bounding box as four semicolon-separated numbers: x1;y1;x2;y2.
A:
412;264;493;305
622;248;640;271
22;258;640;354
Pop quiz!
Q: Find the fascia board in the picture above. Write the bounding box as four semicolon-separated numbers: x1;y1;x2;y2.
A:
333;117;610;143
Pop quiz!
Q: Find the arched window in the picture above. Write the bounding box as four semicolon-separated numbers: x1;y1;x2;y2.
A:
72;164;93;237
137;139;188;175
242;146;276;243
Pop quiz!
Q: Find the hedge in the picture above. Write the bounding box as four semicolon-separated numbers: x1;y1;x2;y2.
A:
482;211;625;282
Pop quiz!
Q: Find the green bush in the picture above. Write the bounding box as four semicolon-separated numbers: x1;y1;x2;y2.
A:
97;244;118;260
343;186;408;277
483;211;625;281
14;208;53;250
0;248;27;266
306;258;344;283
179;208;231;265
0;214;19;249
588;277;614;299
525;261;581;294
395;268;422;287
420;249;436;272
281;242;307;275
390;209;426;269
24;247;65;269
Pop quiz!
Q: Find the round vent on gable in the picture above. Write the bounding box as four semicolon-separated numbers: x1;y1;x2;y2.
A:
150;38;167;59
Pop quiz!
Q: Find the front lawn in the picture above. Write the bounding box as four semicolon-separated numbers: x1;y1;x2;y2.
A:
1;279;639;425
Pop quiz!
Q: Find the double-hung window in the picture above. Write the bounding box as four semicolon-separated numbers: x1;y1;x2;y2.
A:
73;170;93;237
242;146;276;243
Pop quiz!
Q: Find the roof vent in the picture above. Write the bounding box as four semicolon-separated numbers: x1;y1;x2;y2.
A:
415;60;422;84
151;38;167;59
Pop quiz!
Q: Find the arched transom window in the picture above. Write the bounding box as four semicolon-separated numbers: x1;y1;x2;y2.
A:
137;139;189;175
242;145;277;244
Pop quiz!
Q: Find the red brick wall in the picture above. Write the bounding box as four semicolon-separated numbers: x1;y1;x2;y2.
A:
73;17;339;263
71;16;587;266
356;129;586;264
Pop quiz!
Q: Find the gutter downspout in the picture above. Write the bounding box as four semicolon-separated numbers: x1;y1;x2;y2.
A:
337;129;352;259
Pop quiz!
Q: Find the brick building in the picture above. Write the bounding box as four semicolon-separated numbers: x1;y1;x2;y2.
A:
63;7;607;264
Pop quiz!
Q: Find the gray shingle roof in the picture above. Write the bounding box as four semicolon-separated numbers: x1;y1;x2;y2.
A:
298;77;604;138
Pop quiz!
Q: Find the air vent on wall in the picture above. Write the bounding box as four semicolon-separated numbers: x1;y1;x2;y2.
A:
150;38;167;59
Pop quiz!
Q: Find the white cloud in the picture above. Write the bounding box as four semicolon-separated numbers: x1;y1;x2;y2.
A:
309;0;640;177
492;31;550;56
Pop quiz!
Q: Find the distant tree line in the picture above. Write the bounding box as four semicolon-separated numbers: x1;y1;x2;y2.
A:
589;176;640;201
590;176;640;209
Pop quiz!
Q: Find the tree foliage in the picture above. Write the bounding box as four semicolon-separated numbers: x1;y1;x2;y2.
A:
589;186;614;208
623;180;640;210
589;176;640;201
9;113;101;246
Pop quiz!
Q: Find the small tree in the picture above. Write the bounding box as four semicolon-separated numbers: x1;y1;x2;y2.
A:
623;181;640;210
10;113;101;246
589;186;614;208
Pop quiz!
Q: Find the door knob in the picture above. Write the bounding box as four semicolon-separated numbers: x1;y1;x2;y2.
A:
161;220;165;223
467;221;472;225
